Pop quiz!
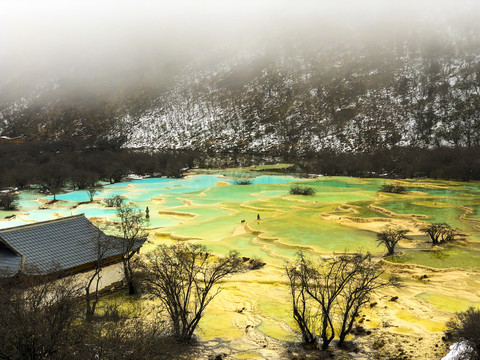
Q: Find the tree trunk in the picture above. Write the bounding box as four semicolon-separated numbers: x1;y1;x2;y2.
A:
293;307;316;345
321;312;335;350
123;258;136;295
128;280;135;295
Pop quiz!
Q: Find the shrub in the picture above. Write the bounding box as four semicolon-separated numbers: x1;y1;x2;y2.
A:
446;307;480;359
234;179;252;185
289;185;316;196
420;223;466;246
380;184;407;194
376;225;409;256
105;195;125;208
246;257;266;270
0;192;18;211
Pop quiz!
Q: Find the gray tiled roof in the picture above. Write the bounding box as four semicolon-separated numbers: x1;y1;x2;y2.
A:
0;215;146;274
0;247;21;274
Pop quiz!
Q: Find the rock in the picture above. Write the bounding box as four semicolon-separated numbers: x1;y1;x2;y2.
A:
372;339;385;349
390;296;399;302
110;281;123;289
369;302;377;308
351;325;366;335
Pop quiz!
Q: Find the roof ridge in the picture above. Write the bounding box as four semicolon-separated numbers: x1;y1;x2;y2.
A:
0;214;86;233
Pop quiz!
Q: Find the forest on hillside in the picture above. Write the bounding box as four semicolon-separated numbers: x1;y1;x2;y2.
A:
1;25;480;156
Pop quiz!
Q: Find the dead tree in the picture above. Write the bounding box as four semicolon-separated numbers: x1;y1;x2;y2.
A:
376;225;409;256
105;194;125;208
285;252;318;345
337;254;400;346
421;223;465;245
139;243;243;341
0;268;81;360
116;203;147;295
85;229;114;321
286;252;398;350
86;183;103;202
305;253;364;350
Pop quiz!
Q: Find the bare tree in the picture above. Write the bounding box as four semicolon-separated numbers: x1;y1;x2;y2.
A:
86;183;103;202
306;253;365;350
421;223;447;245
286;252;398;350
39;163;68;202
85;229;114;321
139;243;243;341
116;203;147;295
105;194;125;208
337;254;399;347
285;252;318;345
441;226;466;243
421;223;465;245
0;268;81;360
376;225;409;256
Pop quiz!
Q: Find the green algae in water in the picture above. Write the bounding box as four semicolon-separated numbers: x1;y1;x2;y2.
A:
387;247;480;270
378;198;477;232
466;205;480;220
416;292;478;313
251;211;379;254
2;174;480;270
3;173;480;346
253;238;300;265
340;201;390;218
200;233;271;261
395;309;446;332
256;317;293;342
256;288;298;341
95;289;144;316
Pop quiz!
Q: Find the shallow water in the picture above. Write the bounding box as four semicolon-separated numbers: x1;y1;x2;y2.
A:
387;247;480;269
2;174;480;346
2;175;480;265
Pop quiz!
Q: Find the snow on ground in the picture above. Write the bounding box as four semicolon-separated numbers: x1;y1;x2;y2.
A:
442;341;476;360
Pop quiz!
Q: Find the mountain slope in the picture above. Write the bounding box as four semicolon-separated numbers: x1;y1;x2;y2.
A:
1;30;480;154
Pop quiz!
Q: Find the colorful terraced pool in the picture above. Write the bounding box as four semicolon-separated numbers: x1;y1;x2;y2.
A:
1;173;480;268
1;172;480;345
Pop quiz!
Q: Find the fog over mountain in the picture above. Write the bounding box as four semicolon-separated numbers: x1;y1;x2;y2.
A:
2;0;477;82
1;0;480;152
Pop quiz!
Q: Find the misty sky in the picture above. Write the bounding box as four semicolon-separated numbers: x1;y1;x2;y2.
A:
1;0;479;83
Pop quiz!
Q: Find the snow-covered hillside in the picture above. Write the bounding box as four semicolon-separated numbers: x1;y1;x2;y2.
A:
1;34;480;155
